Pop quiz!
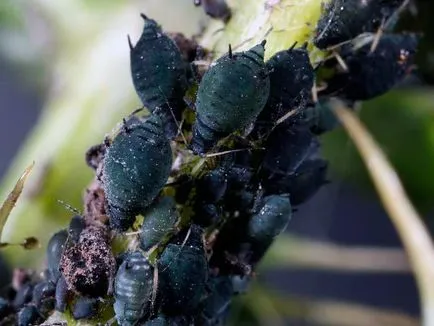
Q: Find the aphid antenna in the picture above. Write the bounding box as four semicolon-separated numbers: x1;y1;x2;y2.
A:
127;35;133;50
128;106;145;117
57;200;81;215
370;18;386;53
204;148;251;158
333;51;349;72
301;41;308;49
150;265;159;315
228;44;233;59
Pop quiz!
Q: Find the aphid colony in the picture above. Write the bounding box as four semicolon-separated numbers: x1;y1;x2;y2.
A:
0;0;420;324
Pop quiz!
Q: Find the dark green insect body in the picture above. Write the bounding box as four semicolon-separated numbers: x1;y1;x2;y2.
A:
253;44;314;139
102;115;172;231
129;14;188;139
191;42;270;155
158;225;208;314
114;251;154;326
314;0;406;49
46;229;68;283
303;97;341;135
139;196;179;251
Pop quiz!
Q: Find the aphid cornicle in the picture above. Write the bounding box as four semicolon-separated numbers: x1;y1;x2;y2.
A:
253;43;314;138
322;33;419;101
139;196;179;251
46;229;68;283
102;115;172;231
191;41;270;155
113;251;154;326
314;0;406;49
129;14;188;139
158;225;208;314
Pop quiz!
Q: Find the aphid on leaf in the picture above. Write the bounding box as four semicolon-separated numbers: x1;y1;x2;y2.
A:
139;196;180;252
102;115;172;231
321;33;419;100
314;0;407;49
17;304;43;326
253;43;314;138
113;251;154;326
191;41;270;155
158;225;208;314
194;0;231;22
129;14;188;138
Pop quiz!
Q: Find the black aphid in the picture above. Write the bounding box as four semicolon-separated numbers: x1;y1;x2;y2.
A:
46;230;68;283
102;115;172;231
72;297;99;320
139;196;180;251
303;97;341;135
314;0;406;49
253;43;314;138
158;225;208;314
129;14;188;138
191;41;270;155
17;305;43;326
194;0;232;22
321;33;419;100
113;251;154;326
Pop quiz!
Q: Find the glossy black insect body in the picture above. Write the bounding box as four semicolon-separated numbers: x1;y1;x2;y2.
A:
139;196;179;251
72;297;99;320
102;115;172;231
17;305;43;326
197;276;232;325
322;33;419;100
113;251;154;326
129;14;188;138
46;229;68;283
32;281;56;316
260;124;314;185
314;0;406;49
253;44;314;138
194;0;231;22
158;225;208;314
191;42;270;155
303;97;340;135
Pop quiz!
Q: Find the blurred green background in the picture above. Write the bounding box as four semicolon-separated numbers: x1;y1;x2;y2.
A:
0;0;433;325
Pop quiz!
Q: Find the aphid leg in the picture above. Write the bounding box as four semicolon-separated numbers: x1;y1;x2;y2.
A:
333;51;349;72
370;18;386;53
150;265;159;316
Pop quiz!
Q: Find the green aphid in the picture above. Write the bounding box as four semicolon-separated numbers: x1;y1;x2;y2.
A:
129;14;188;139
157;225;208;314
191;41;270;155
102;115;172;232
139;196;180;251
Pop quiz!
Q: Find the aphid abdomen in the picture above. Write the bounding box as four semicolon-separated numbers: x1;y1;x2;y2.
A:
102;115;172;231
314;0;406;49
254;45;314;138
46;229;68;283
158;226;208;314
191;42;270;154
139;196;179;251
324;33;419;100
114;251;154;326
130;15;188;139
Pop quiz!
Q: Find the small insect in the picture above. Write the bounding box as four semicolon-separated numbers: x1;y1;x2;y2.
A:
13;283;33;309
158;225;208;314
32;281;56;316
321;33;419;100
197;276;232;325
194;0;232;22
253;43;314;138
113;251;154;326
72;297;99;320
129;14;188;139
54;276;69;312
303;96;341;135
314;0;407;49
260;124;314;184
102;115;172;231
46;230;68;283
191;41;270;155
17;304;43;326
139;196;180;251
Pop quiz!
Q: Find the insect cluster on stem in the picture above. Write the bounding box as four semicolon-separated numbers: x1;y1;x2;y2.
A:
0;0;421;324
